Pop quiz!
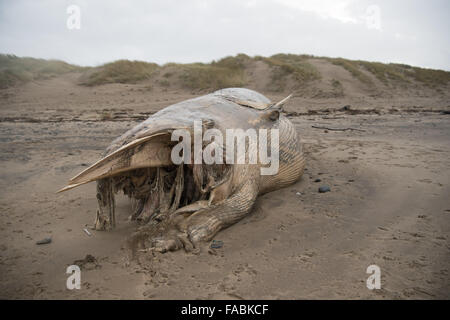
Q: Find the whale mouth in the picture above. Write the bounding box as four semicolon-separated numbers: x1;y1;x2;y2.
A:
94;162;231;230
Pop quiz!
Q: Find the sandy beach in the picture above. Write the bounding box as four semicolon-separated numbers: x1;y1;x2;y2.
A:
0;64;449;299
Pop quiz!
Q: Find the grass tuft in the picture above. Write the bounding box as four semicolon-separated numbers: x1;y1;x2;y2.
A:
327;58;373;85
81;60;159;86
0;54;83;88
326;57;450;87
256;54;320;91
176;56;248;91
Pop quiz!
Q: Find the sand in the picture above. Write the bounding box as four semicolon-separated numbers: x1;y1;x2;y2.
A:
0;72;449;299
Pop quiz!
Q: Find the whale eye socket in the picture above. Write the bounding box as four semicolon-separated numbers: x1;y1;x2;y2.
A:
268;109;280;121
260;108;280;122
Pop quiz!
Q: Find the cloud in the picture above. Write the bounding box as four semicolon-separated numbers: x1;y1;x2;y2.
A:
0;0;448;70
276;0;359;23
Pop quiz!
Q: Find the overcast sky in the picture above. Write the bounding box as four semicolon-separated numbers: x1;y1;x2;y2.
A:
0;0;449;70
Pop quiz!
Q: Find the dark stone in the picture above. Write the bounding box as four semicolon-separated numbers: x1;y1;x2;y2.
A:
210;240;223;249
36;237;52;245
318;186;331;193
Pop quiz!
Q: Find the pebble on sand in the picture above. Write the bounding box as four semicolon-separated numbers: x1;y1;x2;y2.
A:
210;240;223;249
318;186;331;193
36;237;52;245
